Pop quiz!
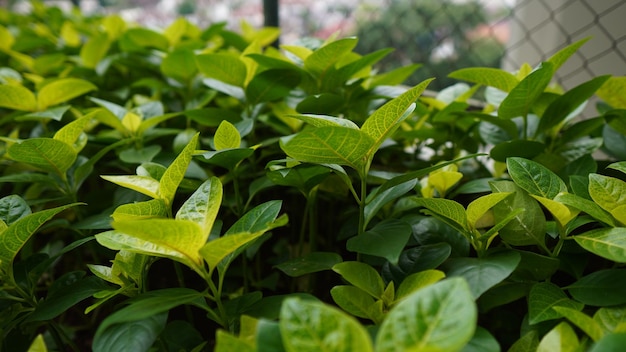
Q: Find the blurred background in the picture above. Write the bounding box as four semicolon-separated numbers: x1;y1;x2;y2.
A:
3;0;624;92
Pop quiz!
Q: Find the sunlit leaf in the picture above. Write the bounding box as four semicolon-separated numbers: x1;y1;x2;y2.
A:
8;138;77;176
0;84;37;111
498;62;554;119
37;78;97;110
176;177;222;240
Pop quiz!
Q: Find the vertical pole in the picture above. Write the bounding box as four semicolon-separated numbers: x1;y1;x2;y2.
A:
263;0;280;46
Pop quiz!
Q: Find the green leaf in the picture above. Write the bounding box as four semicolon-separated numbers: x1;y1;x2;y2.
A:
547;37;590;72
333;261;385;299
80;32;111;69
16;105;71;122
490;140;546;162
27;334;47;352
365;180;417;228
330;285;377;320
538;75;611;132
528;282;584;325
466;192;512;229
346;219;412;265
589;174;626;213
120;27;169;52
448;67;519;92
8;138;77;176
407;197;469;233
461;327;500;352
490;180;547;247
509;331;539;352
382;242;451;284
589;333;626;352
594;306;626;334
0;84;37;111
112;199;168;222
304;38;358;77
53;113;93;150
280;297;374;352
200;148;255;170
597;77;626;109
110;219;205;270
176;177;222;240
281;126;374;173
159;133;198;206
215;330;255;352
196;53;247;87
553;306;604;341
0;195;31;225
0;203;78;282
531;195;580;228
361;79;433;154
37;78;97;110
214;121;241;150
246;68;301;105
555;193;616;226
537;322;579;352
568;269;626;306
498;62;554;119
201;232;267;274
161;48;197;82
289;113;360;129
376;278;476;352
275;252;342;277
443;250;521;299
395;269;446;302
574;228;626;263
507;157;567;198
101;175;160;199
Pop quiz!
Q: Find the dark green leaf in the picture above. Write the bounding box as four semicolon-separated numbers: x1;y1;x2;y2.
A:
246;69;301;104
507;157;567;198
0;195;31;225
498;62;554;119
346;219;412;265
93;313;167;352
528;282;584;325
568;269;626;306
275;252;342;277
589;333;626;352
490;140;545;162
382;242;451;284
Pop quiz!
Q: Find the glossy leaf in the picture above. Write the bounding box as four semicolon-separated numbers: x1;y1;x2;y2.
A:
528;282;584;324
176;177;222;239
112;199;168;222
196;53;247;87
466;192;512;229
304;38;358;77
101;175;160;199
589;174;626;213
531;195;580;228
498;62;554;119
346;219;412;265
0;203;78;282
376;278;476;352
159;133;198;205
594;306;626;334
27;334;47;352
555;193;616;226
537;322;579;352
110;219;205;269
280;297;374;352
443;250;521;298
246;68;301;104
365;180;417;228
215;330;255;352
574;228;626;263
8;138;77;176
407;197;469;233
382;242;451;284
547;38;590;71
0;195;31;225
330;285;377;320
0;84;36;111
275;252;342;277
568;269;626;306
333;261;385;299
281;126;374;172
507;157;567;199
53;114;94;149
395;269;446;301
448;67;519;92
214;121;241;150
37;78;97;110
553;306;604;341
361;79;433;154
202;231;274;274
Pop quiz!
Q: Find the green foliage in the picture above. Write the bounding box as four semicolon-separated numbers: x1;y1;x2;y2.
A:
0;3;624;352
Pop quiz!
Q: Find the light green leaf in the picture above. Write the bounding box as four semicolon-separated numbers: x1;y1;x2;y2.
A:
214;121;241;150
575;228;626;263
0;84;37;111
547;37;590;72
594;306;626;334
361;79;433;154
112;199;168;222
159;133;198;206
611;205;626;225
498;62;554;119
490;180;547;247
196;53;247;87
466;192;513;229
333;261;385;299
395;269;446;302
27;334;47;352
448;67;519;92
529;282;584;324
346;219;412;265
176;177;222;240
288;113;360;129
8;138;77;176
531;195;580;228
330;285;377;320
589;174;626;213
215;330;255;352
281;126;374;173
37;78;97;111
537;322;579;352
507;157;567;199
428;170;463;197
161;48;197;83
555;193;616;226
101;175;160;199
407;197;469;233
304;38;358;77
200;232;265;274
53;113;94;149
597;77;626;109
443;250;521;299
80;32;111;69
111;219;205;269
376;278;476;352
16;105;71;122
553;306;604;342
0;203;79;282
